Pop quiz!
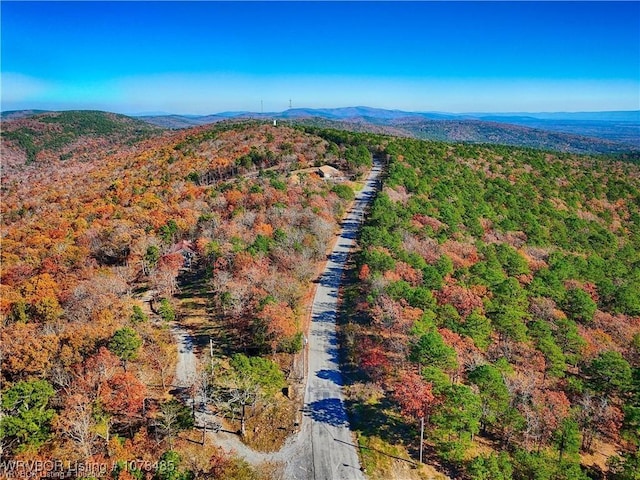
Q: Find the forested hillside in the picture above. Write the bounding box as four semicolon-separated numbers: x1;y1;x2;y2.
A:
0;116;373;476
0;111;162;168
342;138;640;479
386;118;640;156
2;113;638;478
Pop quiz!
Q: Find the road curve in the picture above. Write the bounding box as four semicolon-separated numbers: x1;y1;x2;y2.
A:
289;159;383;480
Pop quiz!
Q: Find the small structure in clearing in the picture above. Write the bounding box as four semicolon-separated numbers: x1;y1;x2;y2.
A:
317;165;345;180
168;240;197;270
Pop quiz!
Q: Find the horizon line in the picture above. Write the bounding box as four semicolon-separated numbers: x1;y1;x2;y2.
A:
3;105;639;118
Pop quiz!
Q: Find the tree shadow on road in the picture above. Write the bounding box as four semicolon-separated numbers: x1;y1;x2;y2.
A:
328;251;349;263
312;310;336;323
316;369;345;386
340;229;358;241
318;266;343;290
326;347;339;363
305;398;350;427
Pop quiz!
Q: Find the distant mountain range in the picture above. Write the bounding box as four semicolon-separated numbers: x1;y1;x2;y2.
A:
129;107;639;152
131;106;638;123
2;107;639;155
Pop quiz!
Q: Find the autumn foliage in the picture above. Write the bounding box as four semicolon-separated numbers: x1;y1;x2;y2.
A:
346;137;640;477
0;115;364;471
391;372;436;419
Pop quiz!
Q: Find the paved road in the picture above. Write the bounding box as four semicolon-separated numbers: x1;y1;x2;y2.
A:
174;160;384;478
290;159;383;480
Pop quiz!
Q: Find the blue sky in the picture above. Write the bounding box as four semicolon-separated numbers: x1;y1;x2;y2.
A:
2;1;639;114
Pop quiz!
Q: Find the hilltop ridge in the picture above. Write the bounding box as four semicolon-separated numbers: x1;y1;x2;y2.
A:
0;110;163;168
5;106;638;152
1;113;639;479
130;106;640;153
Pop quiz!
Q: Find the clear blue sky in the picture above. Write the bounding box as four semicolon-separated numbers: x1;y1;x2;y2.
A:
2;1;639;114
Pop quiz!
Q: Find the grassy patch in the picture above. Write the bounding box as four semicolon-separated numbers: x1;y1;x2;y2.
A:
357;434;447;480
174;438;277;480
242;397;298;452
359;434;411;478
344;383;448;479
351;180;366;192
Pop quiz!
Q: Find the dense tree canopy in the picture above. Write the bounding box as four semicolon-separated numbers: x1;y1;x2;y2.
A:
2;115;639;478
344;136;640;478
0;118;371;474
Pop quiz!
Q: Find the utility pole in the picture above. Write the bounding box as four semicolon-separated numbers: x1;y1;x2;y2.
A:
241;404;246;436
419;416;425;464
289;98;292;109
210;337;214;369
302;335;308;379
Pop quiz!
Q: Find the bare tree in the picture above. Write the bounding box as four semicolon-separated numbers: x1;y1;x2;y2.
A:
57;394;98;461
143;338;174;391
157;399;193;449
209;368;260;437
